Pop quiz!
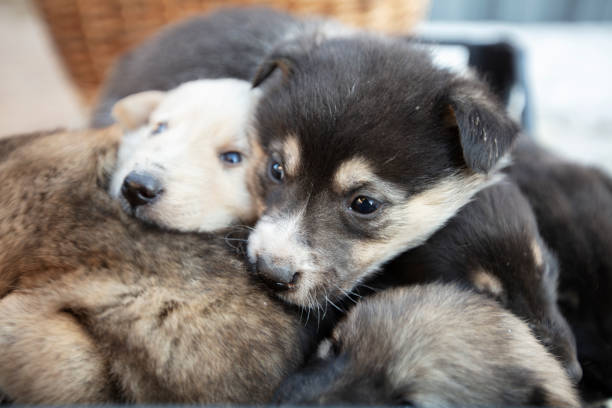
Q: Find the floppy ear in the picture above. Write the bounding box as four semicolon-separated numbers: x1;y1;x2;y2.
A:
445;79;520;173
112;90;166;131
252;57;294;88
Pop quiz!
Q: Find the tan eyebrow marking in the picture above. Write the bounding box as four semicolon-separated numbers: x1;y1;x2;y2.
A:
332;156;405;203
333;157;378;193
282;134;301;176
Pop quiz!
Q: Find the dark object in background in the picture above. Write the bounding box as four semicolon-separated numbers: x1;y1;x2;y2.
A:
507;139;612;402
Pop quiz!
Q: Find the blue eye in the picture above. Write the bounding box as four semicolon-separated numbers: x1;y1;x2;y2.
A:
151;121;168;135
349;196;380;215
220;151;242;164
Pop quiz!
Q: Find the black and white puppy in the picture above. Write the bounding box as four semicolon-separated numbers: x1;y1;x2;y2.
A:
274;284;580;407
379;181;581;383
508;139;612;400
247;34;520;309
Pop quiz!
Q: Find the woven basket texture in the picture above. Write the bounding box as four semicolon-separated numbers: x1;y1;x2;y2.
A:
34;0;429;101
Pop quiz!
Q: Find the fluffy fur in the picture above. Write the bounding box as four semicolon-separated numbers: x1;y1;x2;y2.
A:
109;78;262;232
274;284;580;407
0;128;308;404
90;8;520;312
379;181;581;382
91;7;353;127
247;33;519;308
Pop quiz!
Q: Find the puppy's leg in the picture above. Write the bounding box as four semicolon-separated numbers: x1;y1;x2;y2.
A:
0;292;111;404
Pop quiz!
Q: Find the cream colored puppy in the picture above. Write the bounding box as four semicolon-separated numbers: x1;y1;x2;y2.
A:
109;78;261;232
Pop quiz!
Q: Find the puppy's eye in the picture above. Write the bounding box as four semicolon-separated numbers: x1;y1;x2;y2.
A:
220;151;242;164
350;196;380;215
151;121;168;135
268;160;285;183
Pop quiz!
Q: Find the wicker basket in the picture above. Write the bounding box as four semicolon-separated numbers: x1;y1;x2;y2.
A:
34;0;429;102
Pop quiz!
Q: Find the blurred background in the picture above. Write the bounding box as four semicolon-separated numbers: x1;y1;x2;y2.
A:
0;0;610;172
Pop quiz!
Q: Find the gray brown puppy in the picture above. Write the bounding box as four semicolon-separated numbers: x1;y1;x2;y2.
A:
0;128;307;404
274;284;580;407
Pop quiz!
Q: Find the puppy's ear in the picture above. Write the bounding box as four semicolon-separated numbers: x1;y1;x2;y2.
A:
252;57;295;88
445;79;520;173
112;90;166;131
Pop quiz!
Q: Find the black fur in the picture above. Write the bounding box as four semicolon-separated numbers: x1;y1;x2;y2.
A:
378;181;581;382
273;353;398;405
446;76;519;172
253;36;518;178
0;389;11;405
248;33;521;307
507;139;612;401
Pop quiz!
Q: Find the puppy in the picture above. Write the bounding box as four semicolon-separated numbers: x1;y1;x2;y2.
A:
90;9;520;313
274;284;580;407
377;181;581;383
109;78;261;232
91;7;353;127
508;139;612;400
247;34;519;308
0;128;307;404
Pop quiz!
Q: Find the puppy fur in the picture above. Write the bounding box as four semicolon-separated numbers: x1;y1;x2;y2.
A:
90;8;520;311
508;139;612;401
274;284;580;407
0;128;308;404
379;181;581;383
91;7;353;127
110;78;263;232
247;33;519;308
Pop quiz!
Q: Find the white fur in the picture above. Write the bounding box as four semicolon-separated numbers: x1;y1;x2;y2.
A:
110;79;261;232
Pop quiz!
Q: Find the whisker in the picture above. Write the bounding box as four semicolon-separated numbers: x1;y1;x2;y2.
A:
312;287;321;330
305;297;311;326
322;288;329;320
333;283;359;305
357;283;378;292
326;296;345;313
229;224;255;231
223;237;240;251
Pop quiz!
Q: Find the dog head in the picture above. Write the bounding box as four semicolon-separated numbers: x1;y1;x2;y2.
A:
247;36;519;308
109;78;262;232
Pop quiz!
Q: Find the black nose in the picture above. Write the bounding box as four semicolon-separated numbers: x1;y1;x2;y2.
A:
121;172;163;208
255;257;299;292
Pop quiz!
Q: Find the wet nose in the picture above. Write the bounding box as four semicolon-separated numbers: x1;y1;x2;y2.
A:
255;257;300;292
566;359;583;383
121;172;163;208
